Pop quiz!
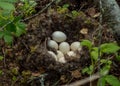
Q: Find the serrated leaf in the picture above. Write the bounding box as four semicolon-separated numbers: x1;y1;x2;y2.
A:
81;40;92;50
100;43;120;54
3;34;13;44
0;2;15;10
105;75;120;86
97;77;106;86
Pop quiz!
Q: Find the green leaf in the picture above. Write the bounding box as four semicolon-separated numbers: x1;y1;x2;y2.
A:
0;56;4;61
6;23;16;33
0;10;13;19
100;65;110;76
3;34;13;44
81;40;92;50
82;67;89;74
12;76;17;81
116;55;120;61
100;43;120;54
0;1;15;10
16;22;26;29
0;31;4;38
100;59;112;65
72;10;80;18
15;22;26;36
13;16;22;23
0;20;10;26
97;77;106;86
90;47;99;61
105;75;120;86
82;65;94;75
29;1;37;7
88;65;94;74
63;4;69;8
0;0;18;3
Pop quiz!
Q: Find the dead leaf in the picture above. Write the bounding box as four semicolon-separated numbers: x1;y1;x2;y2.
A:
80;28;88;35
32;72;40;77
86;8;96;17
60;75;68;83
93;12;100;18
71;70;81;79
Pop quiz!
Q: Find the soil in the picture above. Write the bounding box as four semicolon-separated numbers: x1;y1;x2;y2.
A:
0;0;120;86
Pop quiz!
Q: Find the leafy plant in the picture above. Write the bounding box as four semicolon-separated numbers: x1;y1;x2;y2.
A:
100;43;120;54
19;0;37;17
81;40;120;86
0;0;26;44
57;4;69;14
97;75;120;86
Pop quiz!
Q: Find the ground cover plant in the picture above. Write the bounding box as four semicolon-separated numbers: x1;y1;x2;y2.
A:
0;0;120;86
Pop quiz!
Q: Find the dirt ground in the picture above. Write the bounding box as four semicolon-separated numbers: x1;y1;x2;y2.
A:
0;0;120;86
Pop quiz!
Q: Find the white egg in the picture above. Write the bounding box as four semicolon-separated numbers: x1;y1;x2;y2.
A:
58;57;66;63
59;42;70;54
57;50;64;59
70;42;81;51
47;51;57;61
47;40;58;49
52;31;67;42
67;51;76;57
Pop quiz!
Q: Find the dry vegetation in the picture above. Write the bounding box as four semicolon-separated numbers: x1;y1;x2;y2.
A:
0;0;120;86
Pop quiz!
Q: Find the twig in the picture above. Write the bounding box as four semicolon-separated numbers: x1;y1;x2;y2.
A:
62;73;100;86
27;73;47;84
21;0;57;22
97;0;103;86
2;48;6;68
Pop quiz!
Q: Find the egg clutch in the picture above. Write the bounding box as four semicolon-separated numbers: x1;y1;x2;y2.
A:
47;31;82;63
